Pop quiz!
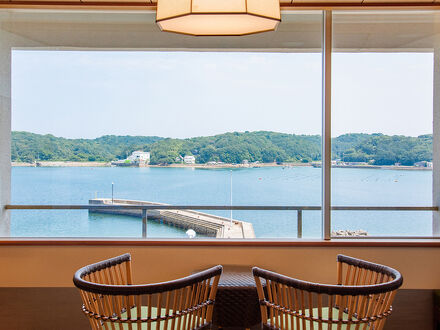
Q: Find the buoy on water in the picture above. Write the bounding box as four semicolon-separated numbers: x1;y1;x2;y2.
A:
186;229;196;239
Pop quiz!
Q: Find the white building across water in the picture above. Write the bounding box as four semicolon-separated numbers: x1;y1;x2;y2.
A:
184;155;196;164
112;151;150;166
127;151;150;164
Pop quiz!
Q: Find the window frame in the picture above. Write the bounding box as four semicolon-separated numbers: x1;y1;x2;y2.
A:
1;7;439;243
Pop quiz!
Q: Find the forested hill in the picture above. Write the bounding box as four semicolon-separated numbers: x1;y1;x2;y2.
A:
11;131;432;166
148;132;321;164
11;132;162;162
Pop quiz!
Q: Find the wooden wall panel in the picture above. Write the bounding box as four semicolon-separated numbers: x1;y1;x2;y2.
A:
363;0;433;3
0;288;88;330
386;289;435;330
0;245;439;289
80;0;151;3
292;0;362;3
0;288;432;329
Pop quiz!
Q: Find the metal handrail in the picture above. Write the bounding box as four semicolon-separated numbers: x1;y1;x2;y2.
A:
4;204;438;239
4;205;438;211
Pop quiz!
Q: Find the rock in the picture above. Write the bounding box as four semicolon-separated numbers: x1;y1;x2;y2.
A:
331;229;368;237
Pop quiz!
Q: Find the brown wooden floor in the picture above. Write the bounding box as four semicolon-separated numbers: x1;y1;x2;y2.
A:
0;288;433;329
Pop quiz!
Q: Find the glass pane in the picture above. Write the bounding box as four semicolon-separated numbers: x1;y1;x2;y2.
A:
331;11;437;238
6;10;323;239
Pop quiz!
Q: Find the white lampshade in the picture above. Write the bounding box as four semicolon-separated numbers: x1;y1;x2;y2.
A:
156;0;281;36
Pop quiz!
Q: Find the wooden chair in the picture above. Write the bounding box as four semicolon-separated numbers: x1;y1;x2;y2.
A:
253;254;403;330
73;253;222;330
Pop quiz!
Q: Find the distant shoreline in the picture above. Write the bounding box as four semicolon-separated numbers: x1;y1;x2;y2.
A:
11;161;300;168
11;161;432;170
12;161;111;167
311;164;432;171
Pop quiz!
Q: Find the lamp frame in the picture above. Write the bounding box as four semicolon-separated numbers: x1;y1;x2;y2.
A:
156;0;281;36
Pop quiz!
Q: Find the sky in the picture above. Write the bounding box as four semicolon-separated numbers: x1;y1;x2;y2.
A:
11;50;433;139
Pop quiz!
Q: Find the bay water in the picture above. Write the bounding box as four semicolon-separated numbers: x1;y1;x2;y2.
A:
10;166;432;238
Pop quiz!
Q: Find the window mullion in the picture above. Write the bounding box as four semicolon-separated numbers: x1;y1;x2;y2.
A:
322;10;332;240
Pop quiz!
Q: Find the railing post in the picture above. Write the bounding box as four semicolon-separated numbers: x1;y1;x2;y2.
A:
142;208;147;238
297;209;303;238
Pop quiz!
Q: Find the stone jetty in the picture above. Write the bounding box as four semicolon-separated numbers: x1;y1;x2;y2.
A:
89;198;255;239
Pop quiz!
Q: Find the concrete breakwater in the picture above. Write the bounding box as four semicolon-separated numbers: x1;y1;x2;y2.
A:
89;198;255;239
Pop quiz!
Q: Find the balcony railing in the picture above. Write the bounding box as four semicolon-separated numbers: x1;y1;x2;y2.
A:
4;204;438;239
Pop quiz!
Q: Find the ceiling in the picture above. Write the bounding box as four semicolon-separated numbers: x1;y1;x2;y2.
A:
1;0;440;9
1;9;440;51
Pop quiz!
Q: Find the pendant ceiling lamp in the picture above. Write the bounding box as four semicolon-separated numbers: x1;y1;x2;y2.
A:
156;0;281;36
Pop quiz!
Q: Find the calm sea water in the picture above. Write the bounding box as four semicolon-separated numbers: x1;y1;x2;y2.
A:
9;166;433;238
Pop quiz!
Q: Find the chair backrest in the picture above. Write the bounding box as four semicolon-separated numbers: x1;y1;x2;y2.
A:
253;254;403;330
73;253;222;330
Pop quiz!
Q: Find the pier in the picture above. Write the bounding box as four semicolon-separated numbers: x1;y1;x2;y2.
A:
89;198;255;239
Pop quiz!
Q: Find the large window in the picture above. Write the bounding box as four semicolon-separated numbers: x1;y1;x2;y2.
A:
1;9;439;240
7;11;323;239
331;11;436;238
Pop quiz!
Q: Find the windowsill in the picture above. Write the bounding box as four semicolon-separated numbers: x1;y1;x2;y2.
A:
0;238;440;247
